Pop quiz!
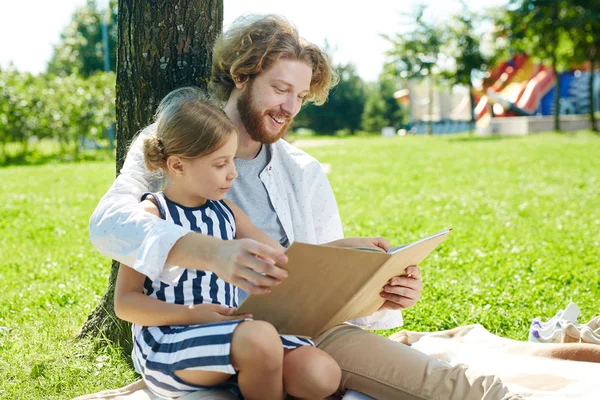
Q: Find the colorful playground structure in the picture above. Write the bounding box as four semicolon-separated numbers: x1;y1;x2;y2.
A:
395;54;600;134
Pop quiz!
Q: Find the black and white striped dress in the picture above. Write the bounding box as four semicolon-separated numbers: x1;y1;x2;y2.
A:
132;192;313;399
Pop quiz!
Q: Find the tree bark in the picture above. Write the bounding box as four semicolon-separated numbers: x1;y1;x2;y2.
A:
427;77;433;135
552;3;560;132
552;56;560;132
468;76;475;135
79;0;224;353
590;57;597;132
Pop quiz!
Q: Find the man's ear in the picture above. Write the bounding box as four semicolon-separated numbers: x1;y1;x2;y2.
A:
234;77;247;90
166;156;185;176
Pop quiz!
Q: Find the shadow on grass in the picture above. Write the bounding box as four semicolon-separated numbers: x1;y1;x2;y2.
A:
0;150;115;167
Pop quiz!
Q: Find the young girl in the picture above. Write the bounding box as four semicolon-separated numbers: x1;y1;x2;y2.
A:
114;88;341;400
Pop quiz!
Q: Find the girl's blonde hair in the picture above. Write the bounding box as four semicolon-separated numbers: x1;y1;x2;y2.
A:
143;87;236;172
209;14;338;106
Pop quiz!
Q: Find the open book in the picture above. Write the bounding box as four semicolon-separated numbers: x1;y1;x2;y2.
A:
235;228;452;337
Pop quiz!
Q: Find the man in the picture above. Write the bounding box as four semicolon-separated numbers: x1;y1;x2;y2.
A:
90;14;516;399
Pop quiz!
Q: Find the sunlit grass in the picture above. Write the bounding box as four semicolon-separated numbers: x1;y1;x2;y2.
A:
1;131;599;398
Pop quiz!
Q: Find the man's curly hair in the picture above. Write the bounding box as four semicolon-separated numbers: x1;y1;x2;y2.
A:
209;14;338;106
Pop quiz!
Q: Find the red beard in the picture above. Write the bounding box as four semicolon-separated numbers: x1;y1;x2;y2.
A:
237;82;291;144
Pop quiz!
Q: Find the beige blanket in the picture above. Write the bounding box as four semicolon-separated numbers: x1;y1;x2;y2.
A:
391;324;600;399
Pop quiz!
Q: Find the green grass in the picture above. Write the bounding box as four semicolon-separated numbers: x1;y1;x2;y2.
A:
1;131;599;398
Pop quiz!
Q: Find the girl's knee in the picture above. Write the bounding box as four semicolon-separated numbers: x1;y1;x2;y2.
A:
284;347;341;397
231;320;282;369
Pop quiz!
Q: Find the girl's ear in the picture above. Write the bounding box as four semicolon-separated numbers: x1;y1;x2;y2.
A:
166;156;185;176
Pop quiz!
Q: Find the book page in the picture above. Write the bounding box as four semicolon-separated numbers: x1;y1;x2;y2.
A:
323;229;452;330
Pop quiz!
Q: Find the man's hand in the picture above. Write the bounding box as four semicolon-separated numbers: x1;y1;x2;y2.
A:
327;236;392;252
211;238;289;295
379;265;423;310
188;304;252;324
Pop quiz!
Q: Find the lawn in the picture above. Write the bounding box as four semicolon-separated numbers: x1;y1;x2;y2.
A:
1;132;599;399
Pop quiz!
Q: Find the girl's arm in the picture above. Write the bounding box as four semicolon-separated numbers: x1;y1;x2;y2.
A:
114;263;249;326
113;199;250;327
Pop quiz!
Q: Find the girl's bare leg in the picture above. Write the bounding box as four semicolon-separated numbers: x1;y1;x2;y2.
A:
283;346;341;399
174;369;232;387
230;320;285;400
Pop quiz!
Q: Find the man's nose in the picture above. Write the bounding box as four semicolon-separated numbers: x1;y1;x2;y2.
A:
281;94;300;117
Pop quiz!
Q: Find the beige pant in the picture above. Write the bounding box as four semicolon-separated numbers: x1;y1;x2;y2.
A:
313;324;519;400
74;325;519;400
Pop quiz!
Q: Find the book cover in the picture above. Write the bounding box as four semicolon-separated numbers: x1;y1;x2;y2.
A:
235;229;452;337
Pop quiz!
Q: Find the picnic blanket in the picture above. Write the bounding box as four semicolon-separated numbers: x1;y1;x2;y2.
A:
391;324;600;399
73;324;600;400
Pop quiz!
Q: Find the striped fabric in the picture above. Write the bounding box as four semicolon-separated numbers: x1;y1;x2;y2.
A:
132;192;313;399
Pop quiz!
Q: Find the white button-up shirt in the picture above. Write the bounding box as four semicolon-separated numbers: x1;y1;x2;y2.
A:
89;123;403;330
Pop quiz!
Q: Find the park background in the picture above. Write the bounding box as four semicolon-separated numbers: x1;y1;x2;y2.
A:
0;0;599;398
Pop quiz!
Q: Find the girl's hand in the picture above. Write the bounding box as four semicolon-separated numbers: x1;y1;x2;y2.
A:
210;239;289;295
189;304;252;324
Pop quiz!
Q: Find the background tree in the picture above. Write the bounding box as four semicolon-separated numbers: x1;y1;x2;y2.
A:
47;0;118;77
503;0;573;131
361;74;407;133
361;84;388;133
442;2;488;133
78;0;224;352
569;0;600;132
384;5;444;134
295;63;366;134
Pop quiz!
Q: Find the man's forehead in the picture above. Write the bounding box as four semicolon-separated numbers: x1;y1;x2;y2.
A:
263;60;312;91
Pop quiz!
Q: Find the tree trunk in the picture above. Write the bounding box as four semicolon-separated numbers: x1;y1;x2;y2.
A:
590;57;598;133
79;0;224;353
427;77;433;135
551;3;560;133
468;77;475;135
552;56;560;132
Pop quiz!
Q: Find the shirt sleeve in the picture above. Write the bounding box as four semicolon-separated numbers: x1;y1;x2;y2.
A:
309;163;344;244
88;124;190;281
348;309;404;330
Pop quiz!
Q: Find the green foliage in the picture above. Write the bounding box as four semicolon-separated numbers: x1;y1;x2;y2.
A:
503;0;574;68
1;132;599;398
442;3;488;88
295;63;367;135
0;68;115;163
383;5;444;134
383;5;444;81
361;86;388;133
47;0;117;77
568;0;600;61
361;75;407;132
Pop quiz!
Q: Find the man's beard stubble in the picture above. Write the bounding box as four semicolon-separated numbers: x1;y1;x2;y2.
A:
236;83;291;145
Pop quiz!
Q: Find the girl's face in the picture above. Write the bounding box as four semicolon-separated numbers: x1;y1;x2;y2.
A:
169;132;238;205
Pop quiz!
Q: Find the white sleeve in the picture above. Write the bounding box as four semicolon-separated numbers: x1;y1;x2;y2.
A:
348;309;404;330
88;124;189;281
310;164;344;244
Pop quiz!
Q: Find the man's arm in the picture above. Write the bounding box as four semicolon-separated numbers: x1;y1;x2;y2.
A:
89;125;191;281
89;125;288;292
